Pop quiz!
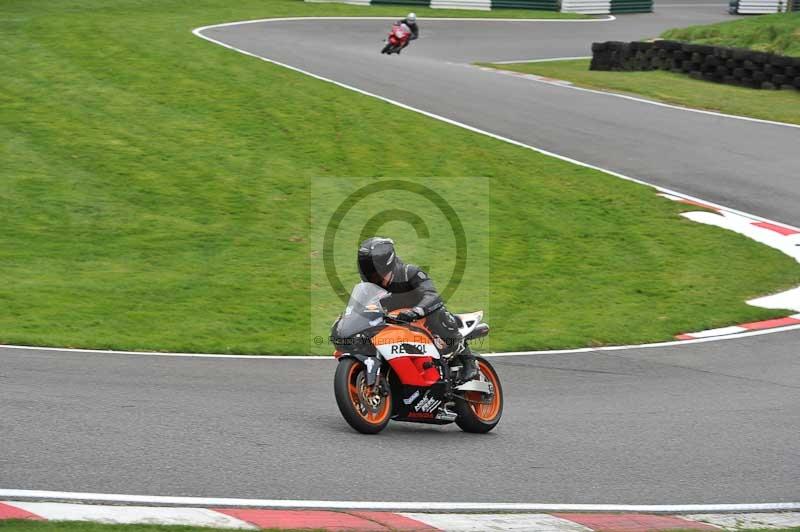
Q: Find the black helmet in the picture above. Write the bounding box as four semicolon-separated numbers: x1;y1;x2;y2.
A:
358;237;397;287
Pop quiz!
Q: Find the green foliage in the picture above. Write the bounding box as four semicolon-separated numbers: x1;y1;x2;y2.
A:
662;12;800;57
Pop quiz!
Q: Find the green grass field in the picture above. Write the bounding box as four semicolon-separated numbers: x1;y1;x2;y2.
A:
480;59;800;125
662;12;800;57
2;0;799;355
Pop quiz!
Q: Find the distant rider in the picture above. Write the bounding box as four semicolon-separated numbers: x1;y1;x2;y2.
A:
397;12;419;52
357;237;478;381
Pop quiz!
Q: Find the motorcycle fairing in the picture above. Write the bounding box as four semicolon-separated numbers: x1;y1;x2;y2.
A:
372;325;440;360
372;325;441;386
391;23;411;43
455;311;483;337
375;341;438;359
393;382;451;424
338;353;382;386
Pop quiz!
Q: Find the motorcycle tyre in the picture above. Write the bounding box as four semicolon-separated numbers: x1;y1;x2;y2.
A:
454;356;503;434
334;357;392;435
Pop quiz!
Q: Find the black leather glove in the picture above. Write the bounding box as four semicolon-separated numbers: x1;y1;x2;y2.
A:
397;308;422;322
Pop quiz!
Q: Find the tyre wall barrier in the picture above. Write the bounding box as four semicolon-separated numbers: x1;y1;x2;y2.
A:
489;0;560;9
728;0;793;13
304;0;651;13
610;0;653;13
591;40;800;91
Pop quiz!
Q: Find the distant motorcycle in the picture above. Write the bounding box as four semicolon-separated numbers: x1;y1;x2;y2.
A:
331;282;502;434
381;22;411;55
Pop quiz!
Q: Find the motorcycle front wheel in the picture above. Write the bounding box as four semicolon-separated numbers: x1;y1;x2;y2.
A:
334;357;392;434
454;356;503;433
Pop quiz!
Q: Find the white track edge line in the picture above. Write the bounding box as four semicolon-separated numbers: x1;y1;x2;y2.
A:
192;17;800;228
1;490;798;513
191;18;800;350
3;323;800;359
2;16;796;516
194;16;616;30
485;323;800;356
0;344;328;359
491;56;591;64
3;15;793;362
480;59;800;129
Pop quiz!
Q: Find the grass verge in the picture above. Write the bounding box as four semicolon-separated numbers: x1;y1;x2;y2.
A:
2;0;799;354
479;59;800;125
661;12;800;57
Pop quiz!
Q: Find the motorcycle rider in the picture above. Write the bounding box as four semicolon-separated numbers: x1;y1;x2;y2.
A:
357;237;478;381
397;12;419;52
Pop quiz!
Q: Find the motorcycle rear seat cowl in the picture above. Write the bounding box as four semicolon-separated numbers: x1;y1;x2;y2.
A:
455;311;490;340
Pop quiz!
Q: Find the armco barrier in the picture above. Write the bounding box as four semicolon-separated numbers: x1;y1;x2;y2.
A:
431;0;491;8
561;0;654;14
562;0;612;14
591;40;800;90
305;0;651;13
728;0;792;13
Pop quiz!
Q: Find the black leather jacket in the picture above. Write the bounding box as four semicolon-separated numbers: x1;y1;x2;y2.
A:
381;262;442;315
399;19;419;40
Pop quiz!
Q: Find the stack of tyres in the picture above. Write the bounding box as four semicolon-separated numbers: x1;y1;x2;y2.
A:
490;0;560;8
590;40;800;91
590;42;610;70
610;0;653;13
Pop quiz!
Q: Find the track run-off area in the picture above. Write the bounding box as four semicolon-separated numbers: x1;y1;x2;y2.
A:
2;0;799;508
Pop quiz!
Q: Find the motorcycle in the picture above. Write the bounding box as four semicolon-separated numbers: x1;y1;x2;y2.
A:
331;282;502;434
381;22;411;55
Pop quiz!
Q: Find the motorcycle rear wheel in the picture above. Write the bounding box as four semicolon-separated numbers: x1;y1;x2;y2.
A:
454;357;503;433
334;357;392;434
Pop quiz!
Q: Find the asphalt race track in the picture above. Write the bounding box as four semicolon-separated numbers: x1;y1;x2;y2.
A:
2;1;799;505
201;2;800;226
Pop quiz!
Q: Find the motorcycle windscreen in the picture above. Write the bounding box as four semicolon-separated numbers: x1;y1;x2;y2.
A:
336;282;389;338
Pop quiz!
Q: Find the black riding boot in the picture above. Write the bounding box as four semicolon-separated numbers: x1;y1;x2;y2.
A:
459;347;479;382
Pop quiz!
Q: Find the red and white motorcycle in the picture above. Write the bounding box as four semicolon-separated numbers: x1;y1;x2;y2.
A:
331;283;503;434
381;22;412;55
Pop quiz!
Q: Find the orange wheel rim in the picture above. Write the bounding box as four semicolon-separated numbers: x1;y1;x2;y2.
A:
347;361;390;425
465;360;501;422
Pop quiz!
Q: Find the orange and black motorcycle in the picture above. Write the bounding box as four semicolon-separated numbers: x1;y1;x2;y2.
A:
331;282;502;434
